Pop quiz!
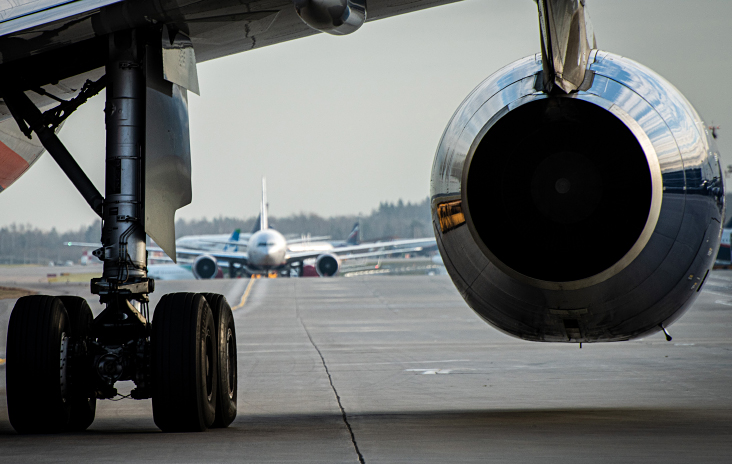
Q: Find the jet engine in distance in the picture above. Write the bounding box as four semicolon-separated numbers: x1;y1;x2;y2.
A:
315;253;340;277
431;52;724;343
191;254;219;280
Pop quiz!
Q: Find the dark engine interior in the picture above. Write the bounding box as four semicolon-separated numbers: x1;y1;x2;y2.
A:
466;98;652;282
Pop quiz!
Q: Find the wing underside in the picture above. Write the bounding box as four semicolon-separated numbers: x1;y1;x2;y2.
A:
0;0;462;64
0;0;462;125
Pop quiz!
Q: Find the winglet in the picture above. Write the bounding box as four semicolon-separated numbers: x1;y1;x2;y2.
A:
260;177;269;230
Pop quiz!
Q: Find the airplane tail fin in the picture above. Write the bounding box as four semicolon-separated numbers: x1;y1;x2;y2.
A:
224;228;241;252
260;177;269;230
251;214;261;234
346;222;360;245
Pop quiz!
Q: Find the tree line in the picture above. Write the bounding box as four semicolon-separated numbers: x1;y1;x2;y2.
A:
0;198;432;265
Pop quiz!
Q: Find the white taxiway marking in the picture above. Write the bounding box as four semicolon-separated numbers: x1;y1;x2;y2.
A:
406;369;454;375
334;359;470;366
714;299;732;306
704;290;732;298
405;368;477;375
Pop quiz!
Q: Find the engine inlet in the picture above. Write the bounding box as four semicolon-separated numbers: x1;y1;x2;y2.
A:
465;98;653;282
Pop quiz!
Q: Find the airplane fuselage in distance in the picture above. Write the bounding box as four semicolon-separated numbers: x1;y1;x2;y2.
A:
246;228;287;269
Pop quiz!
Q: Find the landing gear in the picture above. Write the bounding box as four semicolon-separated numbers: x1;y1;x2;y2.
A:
201;293;238;427
4;27;237;433
57;296;97;431
152;293;217;432
6;296;72;433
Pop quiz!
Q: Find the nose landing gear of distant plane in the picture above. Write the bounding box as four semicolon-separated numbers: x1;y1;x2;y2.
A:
4;29;237;433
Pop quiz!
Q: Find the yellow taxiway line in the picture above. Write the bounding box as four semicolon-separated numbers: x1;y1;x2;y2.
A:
231;278;256;311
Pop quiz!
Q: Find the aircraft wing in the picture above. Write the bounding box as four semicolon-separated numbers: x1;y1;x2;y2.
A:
285;237;436;264
64;241;102;247
1;0;125;37
183;238;249;249
286;235;332;245
330;245;434;261
0;0;463;80
149;245;250;266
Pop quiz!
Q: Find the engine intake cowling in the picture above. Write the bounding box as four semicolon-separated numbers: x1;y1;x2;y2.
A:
315;253;340;277
192;255;218;280
431;51;724;343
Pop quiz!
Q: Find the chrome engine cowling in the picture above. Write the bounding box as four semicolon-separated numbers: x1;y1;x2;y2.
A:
431;51;724;343
315;253;340;277
192;255;218;280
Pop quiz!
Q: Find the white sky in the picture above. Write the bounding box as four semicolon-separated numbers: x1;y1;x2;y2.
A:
1;0;730;231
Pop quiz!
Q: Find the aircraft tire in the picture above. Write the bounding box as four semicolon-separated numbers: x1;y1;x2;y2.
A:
57;296;97;432
6;295;72;433
152;293;217;432
201;293;238;428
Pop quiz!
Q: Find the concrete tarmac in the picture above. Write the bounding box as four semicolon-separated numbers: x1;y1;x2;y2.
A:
0;270;731;463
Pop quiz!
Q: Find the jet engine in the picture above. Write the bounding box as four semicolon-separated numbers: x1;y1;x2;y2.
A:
294;0;366;36
315;253;340;277
192;255;219;280
431;51;724;343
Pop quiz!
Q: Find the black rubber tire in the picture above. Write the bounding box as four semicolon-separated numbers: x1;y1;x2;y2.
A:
6;295;71;433
201;293;238;428
152;293;218;432
57;296;97;432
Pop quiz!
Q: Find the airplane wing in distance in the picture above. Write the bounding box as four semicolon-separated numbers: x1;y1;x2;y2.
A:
65;241;102;247
286;237;436;264
286;235;332;245
285;237;437;276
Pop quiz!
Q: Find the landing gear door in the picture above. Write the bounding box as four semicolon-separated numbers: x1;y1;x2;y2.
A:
144;83;192;261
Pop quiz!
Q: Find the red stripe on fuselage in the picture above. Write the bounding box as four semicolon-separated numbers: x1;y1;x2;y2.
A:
0;140;30;189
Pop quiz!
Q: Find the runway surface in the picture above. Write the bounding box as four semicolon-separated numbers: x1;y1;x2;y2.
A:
0;269;731;463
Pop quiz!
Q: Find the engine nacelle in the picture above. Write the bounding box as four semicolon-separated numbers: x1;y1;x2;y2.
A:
294;0;366;36
192;255;219;280
315;253;340;277
431;51;724;343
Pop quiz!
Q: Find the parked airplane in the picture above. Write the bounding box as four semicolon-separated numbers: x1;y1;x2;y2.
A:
174;223;332;253
193;224;354;255
163;179;435;279
73;208;367;278
0;0;723;436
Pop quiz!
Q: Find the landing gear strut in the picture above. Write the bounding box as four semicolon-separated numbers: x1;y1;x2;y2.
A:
5;28;237;433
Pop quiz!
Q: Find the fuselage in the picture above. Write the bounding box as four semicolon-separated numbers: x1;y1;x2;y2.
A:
247;229;287;269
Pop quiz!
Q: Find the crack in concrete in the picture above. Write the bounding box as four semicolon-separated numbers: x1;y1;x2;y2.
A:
295;284;365;464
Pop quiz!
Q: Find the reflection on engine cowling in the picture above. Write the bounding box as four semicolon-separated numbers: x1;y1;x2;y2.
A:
431;51;724;343
192;255;219;280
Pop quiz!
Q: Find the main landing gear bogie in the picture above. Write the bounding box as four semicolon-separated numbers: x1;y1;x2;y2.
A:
200;293;238;428
3;27;238;434
151;292;218;432
5;292;238;433
6;295;74;434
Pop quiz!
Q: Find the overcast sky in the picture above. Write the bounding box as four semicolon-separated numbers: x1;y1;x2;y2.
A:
1;0;730;232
